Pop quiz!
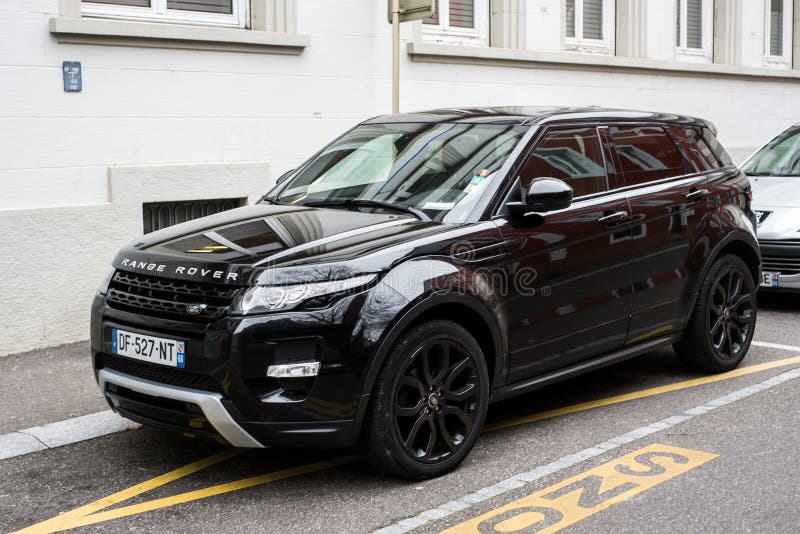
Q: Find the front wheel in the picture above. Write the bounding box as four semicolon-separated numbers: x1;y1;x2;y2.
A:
360;319;489;480
675;254;757;373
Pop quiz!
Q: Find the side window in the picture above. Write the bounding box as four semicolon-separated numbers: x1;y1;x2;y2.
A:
702;128;734;167
609;125;686;185
519;127;608;198
669;126;718;172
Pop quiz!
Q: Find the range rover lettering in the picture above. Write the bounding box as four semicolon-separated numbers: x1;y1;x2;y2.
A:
91;107;759;479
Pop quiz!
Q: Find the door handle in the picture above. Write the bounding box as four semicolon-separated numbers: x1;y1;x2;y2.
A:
597;211;629;225
685;188;710;202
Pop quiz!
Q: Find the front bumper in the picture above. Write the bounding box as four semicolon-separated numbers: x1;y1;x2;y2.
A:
759;273;800;291
759;239;800;291
100;368;263;447
91;292;372;449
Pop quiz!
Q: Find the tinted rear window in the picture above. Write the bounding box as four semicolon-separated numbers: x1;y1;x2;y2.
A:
609;125;686;185
669;126;718;172
702;128;733;167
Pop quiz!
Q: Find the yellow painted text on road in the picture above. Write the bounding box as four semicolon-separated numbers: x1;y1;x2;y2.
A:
442;443;717;534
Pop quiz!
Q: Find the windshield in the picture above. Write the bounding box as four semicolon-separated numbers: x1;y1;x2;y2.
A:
742;126;800;177
273;122;527;222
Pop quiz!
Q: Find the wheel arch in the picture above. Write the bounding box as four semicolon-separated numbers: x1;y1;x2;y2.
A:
683;231;761;329
359;294;506;398
716;238;761;284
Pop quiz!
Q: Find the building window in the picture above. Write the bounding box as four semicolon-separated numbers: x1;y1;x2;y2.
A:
82;0;249;27
564;0;614;55
765;0;793;66
675;0;712;62
422;0;489;46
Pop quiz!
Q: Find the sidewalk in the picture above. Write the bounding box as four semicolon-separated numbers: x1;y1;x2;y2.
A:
0;341;108;434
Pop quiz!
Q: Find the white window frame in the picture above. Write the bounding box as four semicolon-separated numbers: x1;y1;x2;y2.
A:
674;0;713;63
81;0;249;28
764;0;793;67
564;0;615;56
421;0;489;47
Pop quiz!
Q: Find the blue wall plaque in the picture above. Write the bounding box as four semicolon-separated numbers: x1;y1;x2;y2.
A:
62;61;82;92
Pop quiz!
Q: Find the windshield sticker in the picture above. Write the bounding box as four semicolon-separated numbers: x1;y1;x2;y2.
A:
464;171;492;194
422;201;456;210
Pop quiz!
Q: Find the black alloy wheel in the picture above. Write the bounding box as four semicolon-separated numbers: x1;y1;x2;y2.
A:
708;267;755;359
675;254;757;373
361;319;489;479
393;339;481;463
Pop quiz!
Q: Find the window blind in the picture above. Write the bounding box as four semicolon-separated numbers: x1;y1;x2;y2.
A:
449;0;475;29
566;0;576;38
582;0;603;40
83;0;151;6
676;0;682;46
686;0;703;49
423;0;440;25
166;0;232;14
770;0;784;56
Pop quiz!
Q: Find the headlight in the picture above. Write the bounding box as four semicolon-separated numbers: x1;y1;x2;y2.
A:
236;274;377;314
98;269;115;295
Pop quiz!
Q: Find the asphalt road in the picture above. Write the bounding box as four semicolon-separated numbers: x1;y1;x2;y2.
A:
1;292;799;534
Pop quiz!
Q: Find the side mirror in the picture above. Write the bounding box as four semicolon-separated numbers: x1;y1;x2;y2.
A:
506;177;573;218
525;177;573;212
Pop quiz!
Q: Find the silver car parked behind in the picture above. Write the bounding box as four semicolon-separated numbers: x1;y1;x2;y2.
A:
741;125;800;292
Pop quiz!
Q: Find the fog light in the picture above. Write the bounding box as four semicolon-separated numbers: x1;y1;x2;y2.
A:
266;362;320;378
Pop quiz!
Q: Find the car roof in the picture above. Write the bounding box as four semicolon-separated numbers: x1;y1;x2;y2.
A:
363;106;714;131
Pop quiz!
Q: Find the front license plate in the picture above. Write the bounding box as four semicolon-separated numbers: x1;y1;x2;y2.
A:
760;271;780;288
111;328;185;368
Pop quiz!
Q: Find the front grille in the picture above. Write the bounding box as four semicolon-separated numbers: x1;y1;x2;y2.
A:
762;256;800;275
760;239;800;246
100;353;223;393
106;271;239;322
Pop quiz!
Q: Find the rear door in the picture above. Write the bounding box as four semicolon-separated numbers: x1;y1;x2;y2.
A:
495;125;635;382
606;124;717;345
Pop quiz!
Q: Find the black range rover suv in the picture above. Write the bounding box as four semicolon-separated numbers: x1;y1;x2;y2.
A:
92;107;760;479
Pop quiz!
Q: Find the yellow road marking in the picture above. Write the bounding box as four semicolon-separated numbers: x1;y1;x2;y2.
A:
13;448;243;534
14;354;800;533
14;456;360;534
441;444;718;534
484;355;800;432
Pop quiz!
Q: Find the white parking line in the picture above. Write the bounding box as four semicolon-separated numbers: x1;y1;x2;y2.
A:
374;366;800;534
0;411;132;461
751;341;800;352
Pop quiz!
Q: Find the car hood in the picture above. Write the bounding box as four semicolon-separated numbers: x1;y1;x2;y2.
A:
111;204;484;286
750;177;800;239
750;176;800;208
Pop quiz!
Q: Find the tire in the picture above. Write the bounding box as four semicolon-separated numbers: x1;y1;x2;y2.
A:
674;254;757;373
360;319;490;480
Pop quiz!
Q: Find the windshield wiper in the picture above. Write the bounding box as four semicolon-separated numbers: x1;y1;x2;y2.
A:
259;195;281;204
303;199;431;221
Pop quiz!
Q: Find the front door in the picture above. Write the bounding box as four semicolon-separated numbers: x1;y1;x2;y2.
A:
495;125;635;383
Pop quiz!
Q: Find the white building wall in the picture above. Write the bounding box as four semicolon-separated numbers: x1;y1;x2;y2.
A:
1;0;800;355
525;0;562;52
741;0;767;67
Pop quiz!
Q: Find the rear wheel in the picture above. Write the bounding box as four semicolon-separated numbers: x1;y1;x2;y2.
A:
675;254;757;372
360;319;489;480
